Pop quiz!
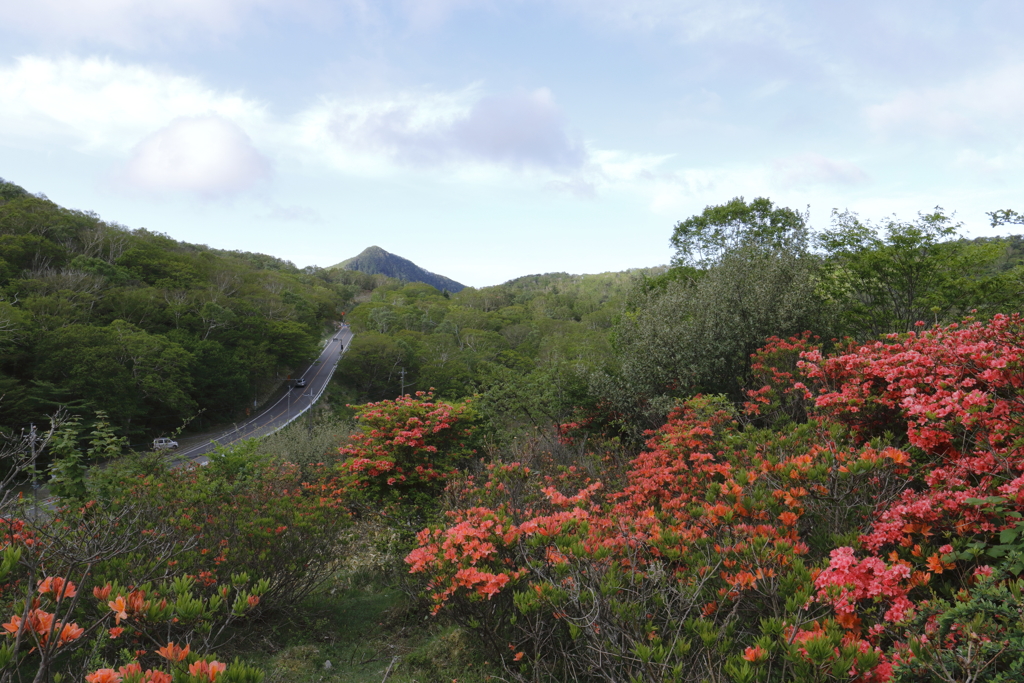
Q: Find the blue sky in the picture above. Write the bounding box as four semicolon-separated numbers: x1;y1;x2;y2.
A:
1;0;1021;286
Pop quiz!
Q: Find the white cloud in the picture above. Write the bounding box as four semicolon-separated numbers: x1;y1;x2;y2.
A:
0;56;265;153
122;115;271;197
341;0;777;40
303;87;589;175
865;63;1024;140
0;53;706;202
0;55;595;186
584;149;769;215
590;149;676;183
644;167;769;216
771;153;869;188
0;56;273;197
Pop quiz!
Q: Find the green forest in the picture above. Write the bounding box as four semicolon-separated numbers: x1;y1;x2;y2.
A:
5;186;1024;682
0;177;386;439
336;197;1024;442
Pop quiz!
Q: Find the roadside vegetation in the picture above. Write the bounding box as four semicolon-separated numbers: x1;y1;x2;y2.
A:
4;184;1024;681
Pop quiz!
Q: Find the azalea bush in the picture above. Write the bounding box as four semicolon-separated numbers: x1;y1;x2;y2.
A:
0;424;359;681
406;314;1024;682
888;568;1024;683
337;391;478;530
95;443;350;609
84;640;264;683
0;436;264;681
409;396;904;681
6;566;266;682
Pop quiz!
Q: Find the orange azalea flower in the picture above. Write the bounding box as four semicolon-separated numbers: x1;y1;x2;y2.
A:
108;596;128;624
118;662;172;683
58;621;85;645
926;554;954;574
836;612;861;630
126;590;146;613
188;660;227;682
2;614;21;635
911;571;932;587
38;576;77;600
778;511;799;526
883;448;910;465
733;571;757;588
85;669;122;683
246;595;259;607
157;641;190;662
93;583;112;601
109;627;124;639
28;609;54;637
742;645;768;662
513;651;525;661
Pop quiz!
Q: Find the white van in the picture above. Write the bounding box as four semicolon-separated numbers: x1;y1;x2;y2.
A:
153;437;179;450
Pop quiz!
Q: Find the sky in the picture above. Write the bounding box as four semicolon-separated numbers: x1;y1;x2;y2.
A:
1;1;1021;287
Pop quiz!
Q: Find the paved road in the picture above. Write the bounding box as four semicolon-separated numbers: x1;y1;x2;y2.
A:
26;327;353;515
169;324;353;466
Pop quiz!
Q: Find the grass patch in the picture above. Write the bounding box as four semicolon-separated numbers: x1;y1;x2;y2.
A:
239;586;500;683
229;520;502;683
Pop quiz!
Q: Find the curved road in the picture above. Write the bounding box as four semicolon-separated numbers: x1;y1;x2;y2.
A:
170;324;353;466
29;326;353;514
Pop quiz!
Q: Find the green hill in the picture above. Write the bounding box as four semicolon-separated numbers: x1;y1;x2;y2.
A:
333;246;466;293
0;177;362;436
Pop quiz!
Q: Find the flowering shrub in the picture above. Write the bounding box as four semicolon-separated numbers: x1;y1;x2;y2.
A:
92;571;266;655
0;507;142;680
888;568;1024;682
0;503;266;682
0;432;349;681
97;444;350;608
0;566;87;673
408;315;1024;682
0;416;289;681
72;576;262;681
85;640;264;682
408;395;904;681
337;391;477;527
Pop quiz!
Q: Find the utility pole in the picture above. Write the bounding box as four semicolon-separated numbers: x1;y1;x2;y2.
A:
399;367;406;396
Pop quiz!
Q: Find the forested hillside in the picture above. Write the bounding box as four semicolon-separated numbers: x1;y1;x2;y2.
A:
334;268;660;411
0;178;374;437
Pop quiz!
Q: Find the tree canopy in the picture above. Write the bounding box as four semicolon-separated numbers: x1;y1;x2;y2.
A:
669;196;809;268
817;208;1009;337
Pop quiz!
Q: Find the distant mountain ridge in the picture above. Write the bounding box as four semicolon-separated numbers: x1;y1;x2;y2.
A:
332;246;466;293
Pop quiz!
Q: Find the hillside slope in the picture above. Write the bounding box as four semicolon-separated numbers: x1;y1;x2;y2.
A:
333;246;466;293
0;177;359;436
